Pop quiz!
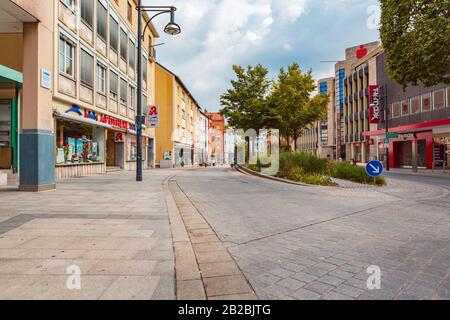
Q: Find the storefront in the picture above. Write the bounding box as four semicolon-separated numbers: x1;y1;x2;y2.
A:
433;125;450;169
54;106;150;178
364;120;450;170
174;142;193;167
54;109;109;179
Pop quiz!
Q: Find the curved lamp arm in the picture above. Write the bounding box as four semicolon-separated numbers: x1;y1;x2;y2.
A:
140;6;177;39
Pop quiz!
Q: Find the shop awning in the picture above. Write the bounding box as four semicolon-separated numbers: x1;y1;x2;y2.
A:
0;64;22;89
363;119;450;137
53;110;116;130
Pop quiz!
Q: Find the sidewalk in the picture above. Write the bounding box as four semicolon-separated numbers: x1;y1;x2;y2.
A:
385;168;450;179
0;170;175;300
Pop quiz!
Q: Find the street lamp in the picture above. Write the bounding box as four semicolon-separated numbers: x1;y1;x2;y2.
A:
135;3;181;181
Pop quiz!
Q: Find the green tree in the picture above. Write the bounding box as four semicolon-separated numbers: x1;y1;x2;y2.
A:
380;0;450;88
268;63;329;151
220;64;271;132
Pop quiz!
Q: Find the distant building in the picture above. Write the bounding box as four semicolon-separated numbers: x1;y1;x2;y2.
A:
155;63;203;168
364;51;450;170
297;77;336;159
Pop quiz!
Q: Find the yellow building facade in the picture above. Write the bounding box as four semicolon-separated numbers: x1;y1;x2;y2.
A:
155;63;207;168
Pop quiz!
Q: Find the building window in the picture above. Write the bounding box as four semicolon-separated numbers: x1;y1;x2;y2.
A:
96;1;107;41
411;96;420;114
109;70;118;100
128;38;136;70
433;89;445;110
143;95;148;110
80;0;93;28
120;28;128;61
143;55;147;81
127;2;133;22
109;16;119;52
80;49;94;88
120;78;127;105
61;0;75;12
422;93;432;112
129;85;135;109
97;63;106;94
58;36;75;78
401;100;409;116
392;102;401;118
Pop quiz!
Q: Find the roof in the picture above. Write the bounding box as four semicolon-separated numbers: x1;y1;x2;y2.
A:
0;64;23;89
205;112;224;122
156;62;202;109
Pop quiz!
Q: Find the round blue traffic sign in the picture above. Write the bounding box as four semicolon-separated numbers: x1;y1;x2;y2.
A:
366;160;384;177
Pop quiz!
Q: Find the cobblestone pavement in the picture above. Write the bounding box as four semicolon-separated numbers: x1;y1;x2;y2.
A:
0;171;175;300
174;167;450;300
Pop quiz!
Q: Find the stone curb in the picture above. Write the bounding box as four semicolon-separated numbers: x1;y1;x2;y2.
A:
163;177;206;300
235;165;384;189
167;177;258;300
235;165;313;187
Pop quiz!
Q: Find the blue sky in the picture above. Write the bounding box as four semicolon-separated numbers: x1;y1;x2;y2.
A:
145;0;381;111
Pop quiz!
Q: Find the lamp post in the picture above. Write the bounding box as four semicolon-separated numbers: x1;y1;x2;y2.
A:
135;2;180;181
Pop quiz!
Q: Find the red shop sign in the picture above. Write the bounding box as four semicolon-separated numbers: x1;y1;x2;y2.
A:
99;114;130;129
369;85;381;124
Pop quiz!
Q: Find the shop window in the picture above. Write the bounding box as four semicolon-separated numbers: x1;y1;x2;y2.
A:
410;96;420;114
80;49;94;88
96;1;107;41
392;102;401;118
109;15;119;52
128;38;136;70
97;63;107;95
433;89;445;110
127;135;137;161
56;121;104;165
401;100;409;116
447;87;450;108
80;0;93;28
120;78;128;105
58;36;75;78
120;28;128;61
422;93;432;112
110;70;118;100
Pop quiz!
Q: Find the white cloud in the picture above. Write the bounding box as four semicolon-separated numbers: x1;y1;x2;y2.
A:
143;0;311;109
283;43;293;51
273;0;309;22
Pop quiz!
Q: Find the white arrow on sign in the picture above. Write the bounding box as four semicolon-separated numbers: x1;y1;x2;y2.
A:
369;164;380;174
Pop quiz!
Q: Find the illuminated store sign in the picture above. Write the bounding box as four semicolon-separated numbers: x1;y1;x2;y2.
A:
369;85;381;124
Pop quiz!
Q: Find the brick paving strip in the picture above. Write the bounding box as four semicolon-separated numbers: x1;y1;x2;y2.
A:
165;177;257;300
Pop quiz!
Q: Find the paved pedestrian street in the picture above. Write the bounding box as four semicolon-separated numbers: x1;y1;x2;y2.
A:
174;168;450;300
0;167;449;300
0;171;175;300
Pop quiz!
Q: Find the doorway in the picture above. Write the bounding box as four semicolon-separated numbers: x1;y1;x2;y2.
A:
0;100;12;170
147;138;155;168
106;131;116;167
